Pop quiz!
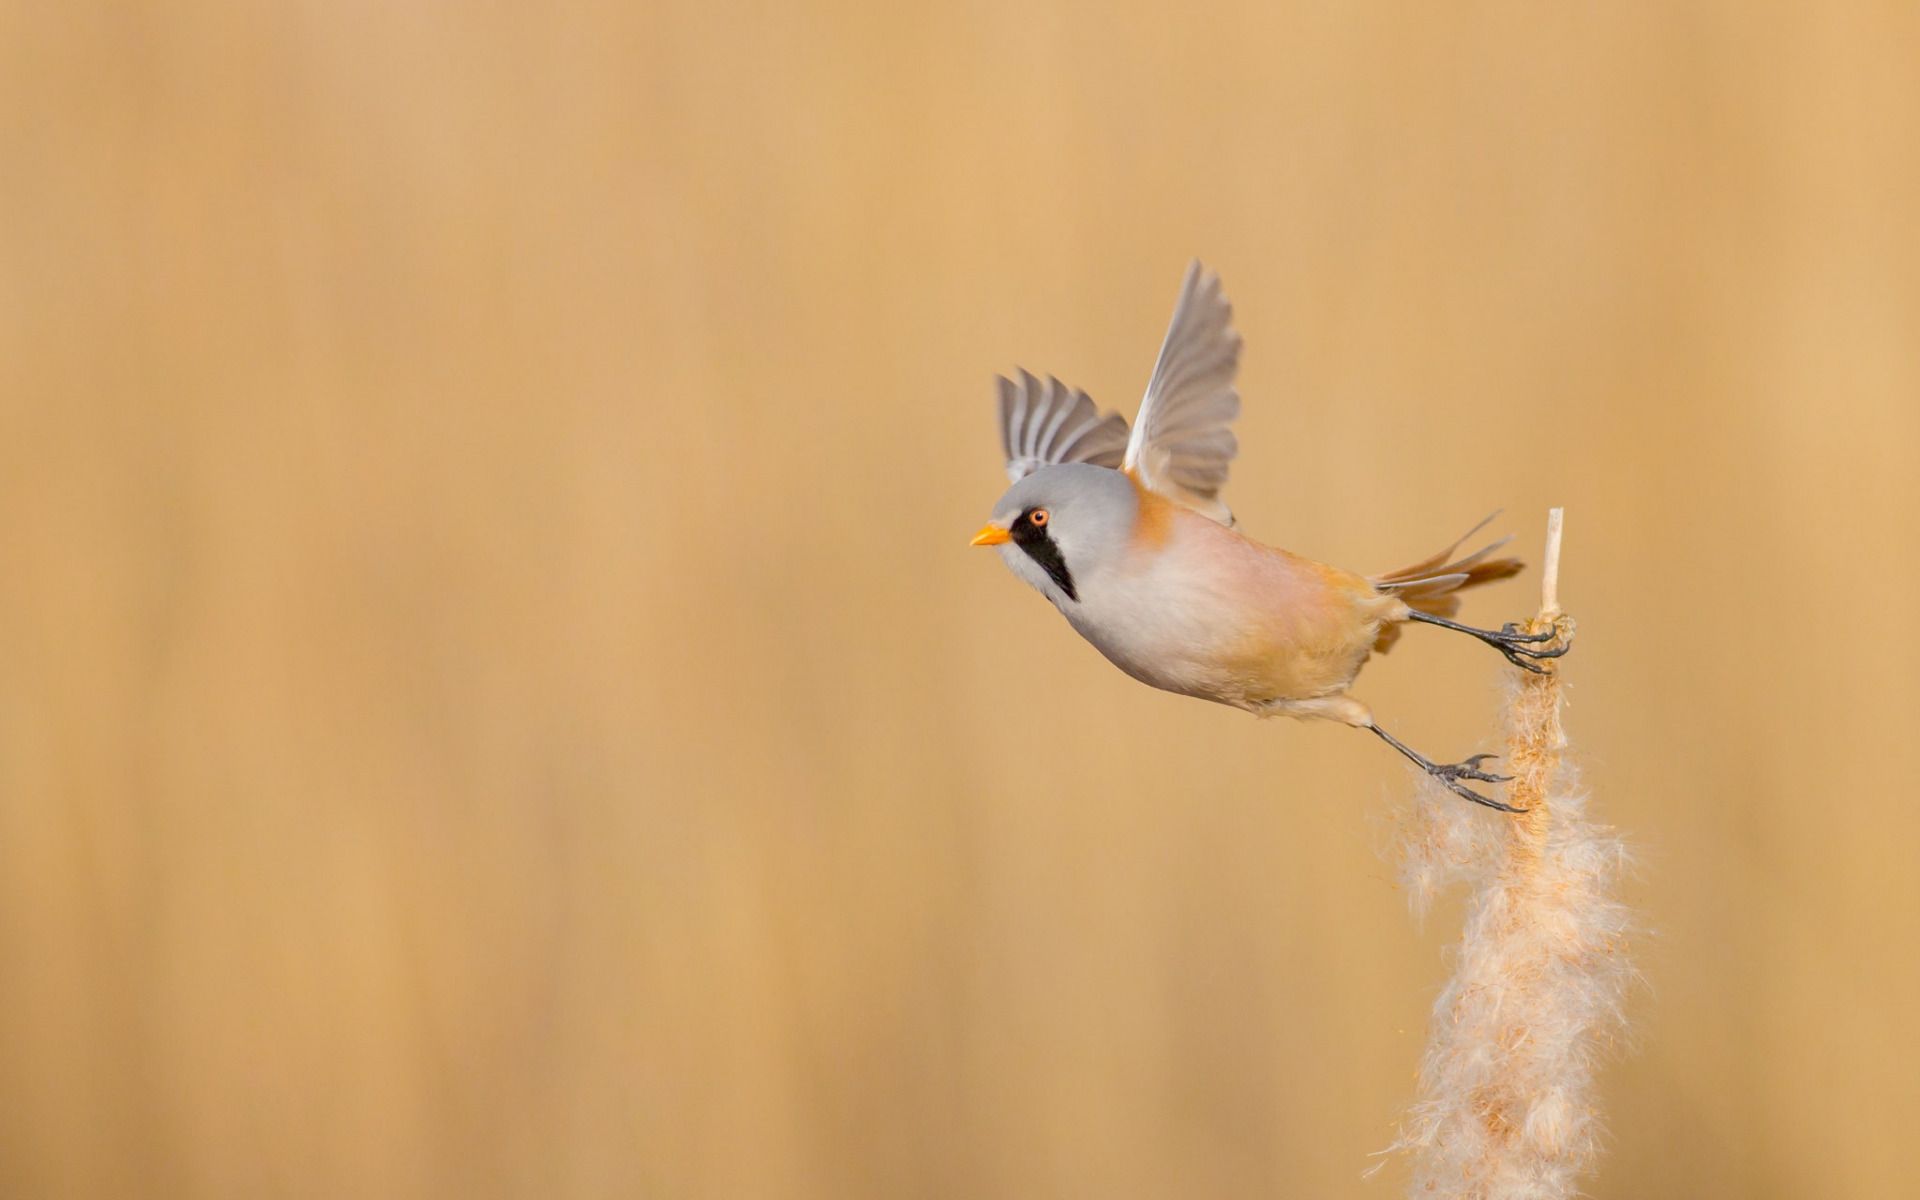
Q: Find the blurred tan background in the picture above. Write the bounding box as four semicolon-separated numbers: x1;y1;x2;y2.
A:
5;2;1918;1196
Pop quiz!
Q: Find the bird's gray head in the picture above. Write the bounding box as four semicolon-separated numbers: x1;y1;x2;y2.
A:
971;463;1138;606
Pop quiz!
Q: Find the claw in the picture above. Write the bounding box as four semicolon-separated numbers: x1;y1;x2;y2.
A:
1370;725;1528;814
1509;641;1569;660
1409;610;1571;673
1498;622;1558;643
1431;752;1519;805
1435;774;1525;813
1501;649;1552;675
1440;753;1511;783
1495;632;1570;673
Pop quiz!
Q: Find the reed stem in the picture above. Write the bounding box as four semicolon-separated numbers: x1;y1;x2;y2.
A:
1383;508;1631;1199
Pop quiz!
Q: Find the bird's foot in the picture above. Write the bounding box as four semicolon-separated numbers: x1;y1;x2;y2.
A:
1434;752;1510;783
1497;621;1558;643
1485;624;1569;674
1370;724;1527;814
1427;754;1523;812
1405;611;1574;674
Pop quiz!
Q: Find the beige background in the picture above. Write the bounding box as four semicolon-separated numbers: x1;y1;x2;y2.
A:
5;2;1918;1196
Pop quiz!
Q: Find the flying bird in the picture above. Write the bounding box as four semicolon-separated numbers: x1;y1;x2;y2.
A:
971;262;1564;810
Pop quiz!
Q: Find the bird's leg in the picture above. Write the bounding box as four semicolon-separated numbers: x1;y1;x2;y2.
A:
1368;723;1523;813
1405;609;1569;675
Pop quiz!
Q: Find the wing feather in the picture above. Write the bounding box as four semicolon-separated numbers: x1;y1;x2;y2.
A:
1122;261;1244;524
997;371;1130;482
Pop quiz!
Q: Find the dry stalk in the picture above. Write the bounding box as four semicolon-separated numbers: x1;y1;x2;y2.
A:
1381;509;1633;1199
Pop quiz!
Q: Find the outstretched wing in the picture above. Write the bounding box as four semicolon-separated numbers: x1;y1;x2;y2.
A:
1122;261;1243;525
997;370;1131;482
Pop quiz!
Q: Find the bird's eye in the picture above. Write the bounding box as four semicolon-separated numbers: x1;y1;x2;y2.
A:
1028;509;1049;528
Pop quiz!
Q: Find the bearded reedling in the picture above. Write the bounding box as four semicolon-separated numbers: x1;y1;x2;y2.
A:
971;263;1566;810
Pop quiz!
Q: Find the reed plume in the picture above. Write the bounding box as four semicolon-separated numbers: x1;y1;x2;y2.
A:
1383;510;1633;1199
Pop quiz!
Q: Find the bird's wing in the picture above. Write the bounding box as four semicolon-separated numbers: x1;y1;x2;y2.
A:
998;370;1131;482
1122;261;1243;525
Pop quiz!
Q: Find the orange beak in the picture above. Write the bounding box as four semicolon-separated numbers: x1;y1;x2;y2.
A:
970;523;1011;547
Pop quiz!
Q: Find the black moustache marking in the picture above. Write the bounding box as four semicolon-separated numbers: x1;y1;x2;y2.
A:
1010;508;1077;602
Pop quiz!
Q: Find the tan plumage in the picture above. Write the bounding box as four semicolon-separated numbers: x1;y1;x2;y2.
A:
973;263;1561;809
1370;514;1526;652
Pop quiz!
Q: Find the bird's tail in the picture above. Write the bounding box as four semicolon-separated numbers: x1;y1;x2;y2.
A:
1369;513;1525;652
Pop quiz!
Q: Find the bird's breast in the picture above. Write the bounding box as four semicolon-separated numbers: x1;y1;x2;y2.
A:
1063;519;1386;709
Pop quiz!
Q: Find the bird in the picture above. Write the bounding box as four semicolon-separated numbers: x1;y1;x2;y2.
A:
969;262;1565;810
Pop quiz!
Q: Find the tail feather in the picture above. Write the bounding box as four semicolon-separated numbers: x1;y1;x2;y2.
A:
1370;513;1525;651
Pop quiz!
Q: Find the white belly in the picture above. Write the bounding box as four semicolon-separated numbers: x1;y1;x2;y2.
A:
1058;556;1254;703
1048;534;1383;710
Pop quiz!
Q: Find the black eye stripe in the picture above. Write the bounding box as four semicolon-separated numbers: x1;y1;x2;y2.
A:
1010;506;1078;602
